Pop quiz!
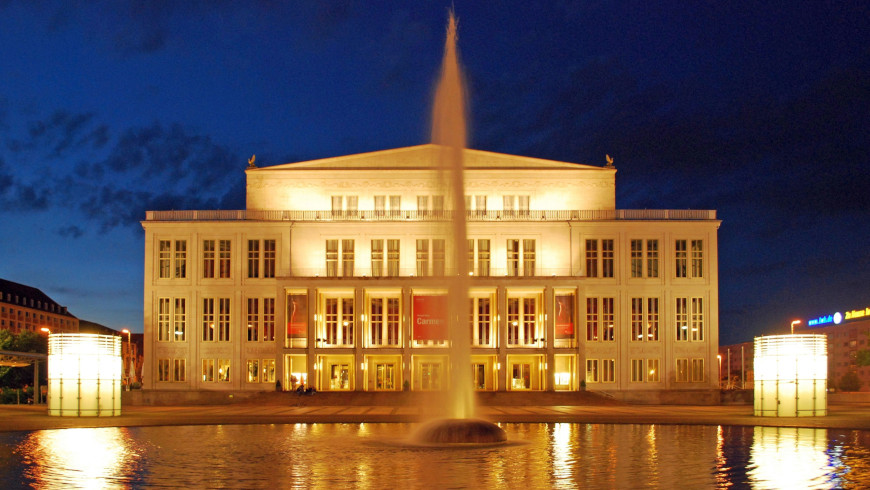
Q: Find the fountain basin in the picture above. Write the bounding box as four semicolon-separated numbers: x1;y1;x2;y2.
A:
413;418;507;444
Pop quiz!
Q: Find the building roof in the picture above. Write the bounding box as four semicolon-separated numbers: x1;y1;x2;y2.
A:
248;144;610;172
0;278;76;318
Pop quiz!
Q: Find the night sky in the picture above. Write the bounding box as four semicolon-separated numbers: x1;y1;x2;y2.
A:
0;2;867;343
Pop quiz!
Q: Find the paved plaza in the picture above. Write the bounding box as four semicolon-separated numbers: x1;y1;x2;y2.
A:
2;401;870;433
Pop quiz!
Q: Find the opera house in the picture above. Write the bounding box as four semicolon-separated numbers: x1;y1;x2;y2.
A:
142;144;720;401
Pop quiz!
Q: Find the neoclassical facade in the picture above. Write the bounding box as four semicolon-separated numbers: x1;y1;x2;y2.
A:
142;145;720;396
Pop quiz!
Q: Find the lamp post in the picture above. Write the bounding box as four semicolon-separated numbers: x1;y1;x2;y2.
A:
717;354;722;388
791;320;801;335
121;328;132;391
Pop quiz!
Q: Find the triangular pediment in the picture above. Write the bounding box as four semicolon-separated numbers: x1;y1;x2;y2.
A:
251;144;605;172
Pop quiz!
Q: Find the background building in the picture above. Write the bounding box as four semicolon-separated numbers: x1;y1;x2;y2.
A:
142;145;720;399
0;278;78;335
796;305;870;391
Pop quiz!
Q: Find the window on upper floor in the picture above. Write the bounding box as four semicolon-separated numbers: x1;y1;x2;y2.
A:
247;239;276;278
630;239;659;278
676;239;704;278
468;239;490;276
506;239;535;276
585;239;614;278
158;240;187;279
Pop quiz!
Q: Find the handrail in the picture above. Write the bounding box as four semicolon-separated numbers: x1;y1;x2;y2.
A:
146;209;716;222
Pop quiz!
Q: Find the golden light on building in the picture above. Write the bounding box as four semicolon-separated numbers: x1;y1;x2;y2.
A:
47;333;122;417
754;334;826;417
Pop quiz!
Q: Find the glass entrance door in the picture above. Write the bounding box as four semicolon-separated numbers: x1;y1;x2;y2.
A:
375;363;395;390
329;363;350;390
420;362;442;390
511;363;531;390
472;363;486;390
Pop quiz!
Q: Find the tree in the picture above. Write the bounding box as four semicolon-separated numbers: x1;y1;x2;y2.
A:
0;331;47;389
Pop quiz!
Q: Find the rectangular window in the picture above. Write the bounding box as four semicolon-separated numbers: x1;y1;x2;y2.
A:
341;239;354;277
630;240;643;278
331;195;342;216
675;298;688;341
692;358;705;382
247;298;259;342
477;239;490;276
631;297;659;341
369;297;400;346
691;240;704;278
602;297;614;341
631;359;644;382
158;298;171;341
507;239;520;276
416;239;429;276
676;358;689;382
374;195;385;216
586;359;599;383
247;359;260;383
203;240;215;278
518;195;530;216
263;298;275;341
503;195;516;215
389;195;401;216
387;239;400;276
602;240;614;277
586;297;598;341
691;297;704;341
675;240;687;278
262;359;276;383
523;297;537;344
158;358;170;381
523;239;536;276
417;196;429;213
218;359;231;382
585;240;597;277
218;240;231;278
202;359;215;382
202;298;215;342
247;240;260;278
433;195;444;212
346;195;358;215
173;359;186;382
371;239;384;277
648;359;660;382
601;359;615;383
432;239;445;275
507;298;519;345
475;195;487;216
174;298;186;341
471;297;492;347
218;298;231;342
159;240;171;278
326;240;338;277
324;297;354;346
263;239;275;278
647;240;659;278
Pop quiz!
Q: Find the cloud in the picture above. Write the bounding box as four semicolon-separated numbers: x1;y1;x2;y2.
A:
57;225;84;238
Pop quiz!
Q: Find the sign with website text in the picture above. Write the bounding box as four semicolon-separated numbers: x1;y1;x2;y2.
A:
808;306;870;327
555;294;575;339
287;293;308;338
413;295;448;341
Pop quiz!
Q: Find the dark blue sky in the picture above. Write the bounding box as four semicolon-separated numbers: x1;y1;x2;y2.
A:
0;1;867;343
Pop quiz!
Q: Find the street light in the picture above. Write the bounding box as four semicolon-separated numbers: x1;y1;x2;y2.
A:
791;320;801;335
40;327;51;334
717;354;722;388
121;328;132;391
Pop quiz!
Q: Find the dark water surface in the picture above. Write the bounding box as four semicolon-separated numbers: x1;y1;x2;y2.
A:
1;423;869;488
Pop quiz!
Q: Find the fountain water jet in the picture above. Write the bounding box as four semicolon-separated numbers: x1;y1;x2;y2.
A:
413;10;506;445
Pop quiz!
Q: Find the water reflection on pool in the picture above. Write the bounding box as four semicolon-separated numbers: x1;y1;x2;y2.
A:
1;423;869;488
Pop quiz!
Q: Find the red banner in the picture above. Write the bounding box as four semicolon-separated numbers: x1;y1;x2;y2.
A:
413;295;448;341
287;293;308;338
555;294;574;339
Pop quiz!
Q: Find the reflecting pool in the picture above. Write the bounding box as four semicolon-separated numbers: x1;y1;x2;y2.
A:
1;423;869;488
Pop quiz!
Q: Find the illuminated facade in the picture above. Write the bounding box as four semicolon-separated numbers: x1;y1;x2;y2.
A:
0;278;78;335
795;305;870;391
142;145;720;396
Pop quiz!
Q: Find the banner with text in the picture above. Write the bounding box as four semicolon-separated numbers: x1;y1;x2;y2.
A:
413;295;448;341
